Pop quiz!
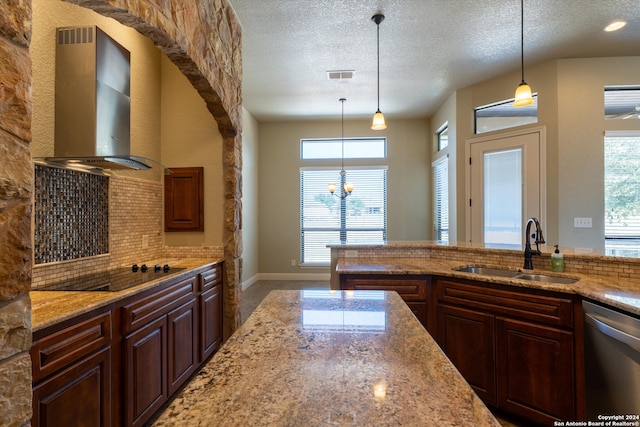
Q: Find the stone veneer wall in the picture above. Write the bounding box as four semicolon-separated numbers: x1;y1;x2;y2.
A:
0;1;34;425
1;1;241;425
339;244;640;280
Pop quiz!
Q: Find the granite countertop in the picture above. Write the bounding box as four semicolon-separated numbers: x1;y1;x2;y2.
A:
336;257;640;316
152;290;500;427
30;258;221;332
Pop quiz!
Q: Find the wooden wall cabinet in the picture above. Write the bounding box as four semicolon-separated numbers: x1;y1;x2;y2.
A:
164;166;204;232
434;276;578;425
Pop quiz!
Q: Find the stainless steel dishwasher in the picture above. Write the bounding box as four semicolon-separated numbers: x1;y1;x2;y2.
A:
583;300;640;418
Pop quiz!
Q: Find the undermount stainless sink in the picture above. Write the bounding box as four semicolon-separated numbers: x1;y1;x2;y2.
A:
454;266;579;284
514;273;579;285
454;266;521;278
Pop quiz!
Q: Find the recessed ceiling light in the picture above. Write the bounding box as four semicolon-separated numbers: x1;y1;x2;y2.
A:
605;20;627;32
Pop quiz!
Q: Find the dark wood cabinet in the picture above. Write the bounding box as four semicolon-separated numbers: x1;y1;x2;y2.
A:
198;263;223;361
340;274;431;331
31;308;113;427
437;304;496;404
124;316;167;427
496;317;575;424
164;166;204;232
121;275;197;426
434;276;578;425
32;262;224;427
168;299;197;395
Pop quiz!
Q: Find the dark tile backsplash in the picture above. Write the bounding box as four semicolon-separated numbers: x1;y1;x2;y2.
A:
34;164;109;264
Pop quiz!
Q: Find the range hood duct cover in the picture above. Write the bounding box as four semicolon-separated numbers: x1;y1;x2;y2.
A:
48;26;151;170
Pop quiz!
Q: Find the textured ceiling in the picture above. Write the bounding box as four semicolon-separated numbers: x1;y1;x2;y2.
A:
227;0;640;121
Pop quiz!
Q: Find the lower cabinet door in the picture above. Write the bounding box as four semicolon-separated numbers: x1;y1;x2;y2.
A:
199;284;222;362
124;316;167;427
496;317;575;424
32;346;111;427
168;299;197;395
437;304;496;404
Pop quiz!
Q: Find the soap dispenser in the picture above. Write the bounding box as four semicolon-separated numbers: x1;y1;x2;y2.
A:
551;245;564;272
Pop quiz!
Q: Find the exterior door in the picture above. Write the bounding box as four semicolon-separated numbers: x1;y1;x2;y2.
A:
466;127;546;248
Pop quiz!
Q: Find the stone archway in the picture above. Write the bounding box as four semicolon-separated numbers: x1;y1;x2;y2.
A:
64;0;244;339
0;2;242;423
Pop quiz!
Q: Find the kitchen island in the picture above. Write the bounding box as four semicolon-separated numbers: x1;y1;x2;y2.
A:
151;289;500;426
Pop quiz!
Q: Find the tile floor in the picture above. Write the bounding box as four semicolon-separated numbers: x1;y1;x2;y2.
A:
240;280;525;427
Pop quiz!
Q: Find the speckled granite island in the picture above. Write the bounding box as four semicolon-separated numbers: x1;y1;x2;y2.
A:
152;290;500;427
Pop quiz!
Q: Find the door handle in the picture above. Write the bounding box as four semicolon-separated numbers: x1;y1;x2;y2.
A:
585;312;640;352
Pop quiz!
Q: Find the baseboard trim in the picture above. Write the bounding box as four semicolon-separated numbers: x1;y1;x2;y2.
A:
242;272;331;290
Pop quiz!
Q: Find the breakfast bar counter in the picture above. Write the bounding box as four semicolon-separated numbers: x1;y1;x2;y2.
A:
151;289;500;426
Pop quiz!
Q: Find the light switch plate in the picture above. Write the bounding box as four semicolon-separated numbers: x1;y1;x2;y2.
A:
574;217;592;228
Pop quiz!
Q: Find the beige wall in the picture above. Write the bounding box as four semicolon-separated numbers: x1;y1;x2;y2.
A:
31;0;225;249
258;118;430;276
31;0;163;182
160;54;224;247
444;56;640;251
241;107;260;285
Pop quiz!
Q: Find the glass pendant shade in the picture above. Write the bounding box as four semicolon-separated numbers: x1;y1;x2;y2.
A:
328;183;337;193
344;182;354;193
371;110;387;130
513;81;534;107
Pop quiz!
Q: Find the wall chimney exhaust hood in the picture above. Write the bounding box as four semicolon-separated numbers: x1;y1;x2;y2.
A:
44;26;154;171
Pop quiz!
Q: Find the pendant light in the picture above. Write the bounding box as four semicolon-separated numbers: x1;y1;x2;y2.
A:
329;98;353;199
371;14;387;130
513;0;534;107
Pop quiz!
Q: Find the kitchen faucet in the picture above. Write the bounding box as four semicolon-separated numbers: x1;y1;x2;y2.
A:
523;217;545;270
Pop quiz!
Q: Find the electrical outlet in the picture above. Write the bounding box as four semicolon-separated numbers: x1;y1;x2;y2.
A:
290;259;296;266
345;250;358;258
574;217;592;228
142;235;149;249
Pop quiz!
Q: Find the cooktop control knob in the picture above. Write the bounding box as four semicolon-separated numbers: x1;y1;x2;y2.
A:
132;264;139;272
154;264;161;273
141;264;148;272
163;264;170;272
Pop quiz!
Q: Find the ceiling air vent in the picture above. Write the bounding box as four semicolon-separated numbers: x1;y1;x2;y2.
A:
327;70;355;80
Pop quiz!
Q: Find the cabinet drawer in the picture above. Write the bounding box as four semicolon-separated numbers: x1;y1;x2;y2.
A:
342;276;427;301
32;310;112;382
436;279;574;327
121;276;197;333
199;264;222;292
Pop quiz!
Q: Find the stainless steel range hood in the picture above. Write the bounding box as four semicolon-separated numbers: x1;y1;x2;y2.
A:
45;26;151;171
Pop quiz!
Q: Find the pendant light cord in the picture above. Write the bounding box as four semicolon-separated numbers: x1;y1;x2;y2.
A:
340;98;345;171
520;0;525;84
376;21;381;110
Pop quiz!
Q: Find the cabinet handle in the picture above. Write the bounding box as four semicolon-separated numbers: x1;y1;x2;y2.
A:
584;312;640;352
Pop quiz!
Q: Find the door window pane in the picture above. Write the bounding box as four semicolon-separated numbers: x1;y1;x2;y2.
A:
483;149;522;247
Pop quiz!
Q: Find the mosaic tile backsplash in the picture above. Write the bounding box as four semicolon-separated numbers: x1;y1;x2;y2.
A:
34;164;109;264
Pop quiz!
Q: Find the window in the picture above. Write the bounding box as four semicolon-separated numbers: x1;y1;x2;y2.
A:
301;138;386;159
604;86;640;120
432;156;449;242
300;138;387;265
604;132;640;256
300;167;387;264
437;125;449;151
474;95;538;134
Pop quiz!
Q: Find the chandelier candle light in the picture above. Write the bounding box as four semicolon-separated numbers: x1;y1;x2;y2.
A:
513;0;534;107
371;14;387;130
329;98;354;199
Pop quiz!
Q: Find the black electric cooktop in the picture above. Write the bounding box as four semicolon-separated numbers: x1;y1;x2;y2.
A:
37;264;186;292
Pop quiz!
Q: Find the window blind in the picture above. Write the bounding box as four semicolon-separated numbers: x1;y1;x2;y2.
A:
433;156;449;242
300;167;387;264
